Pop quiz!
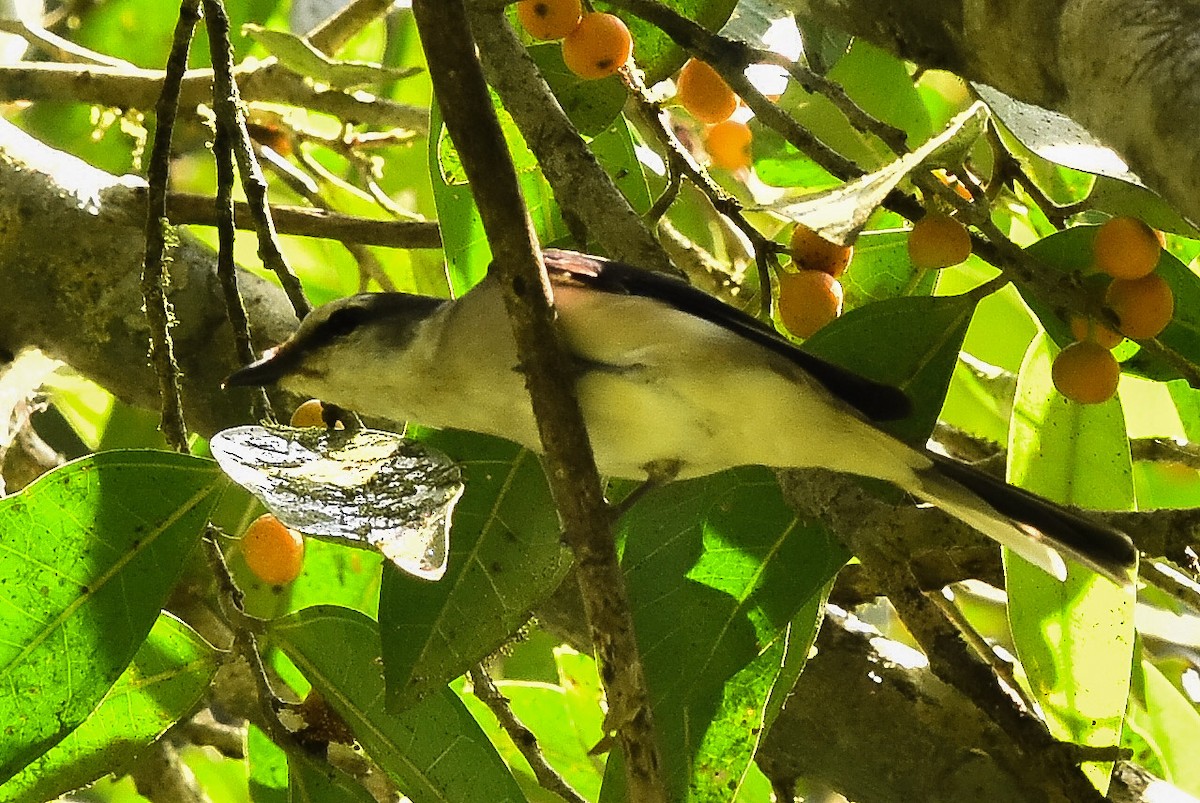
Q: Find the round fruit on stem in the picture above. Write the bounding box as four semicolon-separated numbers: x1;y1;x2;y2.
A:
1093;216;1163;280
290;399;326;428
676;58;737;124
777;270;843;338
788;224;853;278
516;0;582;40
1105;273;1174;339
242;513;306;586
908;213;972;269
1068;314;1123;350
561;12;632;80
1052;340;1121;404
706;120;752;170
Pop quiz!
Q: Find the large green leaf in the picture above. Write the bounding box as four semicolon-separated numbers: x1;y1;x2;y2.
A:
288;749;376;803
803;293;978;444
1127;649;1200;797
0;614;219;803
248;725;289;803
271;605;528;802
0;450;224;785
601;468;847;801
1006;333;1136;792
380;432;569;709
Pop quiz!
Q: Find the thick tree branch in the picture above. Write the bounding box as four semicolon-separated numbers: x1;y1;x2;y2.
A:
410;1;668;800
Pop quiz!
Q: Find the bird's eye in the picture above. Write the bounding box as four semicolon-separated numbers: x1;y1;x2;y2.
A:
322;306;367;339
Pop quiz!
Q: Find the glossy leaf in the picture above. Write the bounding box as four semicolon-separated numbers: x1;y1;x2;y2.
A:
288;750;376;803
605;469;847;801
1127;651;1200;797
271;605;528;802
1006;333;1136;791
380;431;569;708
248;725;289;803
0;451;224;785
803;293;978;444
530;43;627;137
0;614;219;803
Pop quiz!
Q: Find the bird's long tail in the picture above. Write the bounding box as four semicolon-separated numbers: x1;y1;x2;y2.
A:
911;452;1138;586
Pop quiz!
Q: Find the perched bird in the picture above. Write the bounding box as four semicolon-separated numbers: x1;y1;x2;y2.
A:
226;249;1138;585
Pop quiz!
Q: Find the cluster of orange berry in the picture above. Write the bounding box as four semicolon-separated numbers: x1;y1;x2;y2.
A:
1053;216;1173;404
516;0;632;80
675;58;752;171
776;224;853;338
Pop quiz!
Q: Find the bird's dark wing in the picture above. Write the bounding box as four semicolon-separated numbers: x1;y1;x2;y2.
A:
543;249;911;422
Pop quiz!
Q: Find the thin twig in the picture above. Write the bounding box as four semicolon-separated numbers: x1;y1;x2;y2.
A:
202;534;306;753
469;665;588;803
164;192;441;248
141;0;200;454
306;0;397;53
203;0;311;319
929;588;1039;714
258;144;397;291
410;1;667;799
0;61;428;132
0;18;135;67
211;108;273;421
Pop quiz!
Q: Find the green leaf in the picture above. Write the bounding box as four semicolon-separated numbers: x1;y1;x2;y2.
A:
1127;650;1200;797
596;0;738;86
248;725;289;803
1006;333;1136;792
530;44;627;137
0;450;224;785
243;23;419;89
429;104;490;296
271;605;528;802
827;39;932;146
0;614;219;803
840;229;937;307
288;750;376;803
380;432;570;708
803;294;978;444
608;469;848;800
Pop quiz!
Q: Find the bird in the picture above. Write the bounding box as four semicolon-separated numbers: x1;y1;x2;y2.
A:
225;248;1138;586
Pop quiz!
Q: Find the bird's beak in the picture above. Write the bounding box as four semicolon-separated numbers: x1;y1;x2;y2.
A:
223;345;298;389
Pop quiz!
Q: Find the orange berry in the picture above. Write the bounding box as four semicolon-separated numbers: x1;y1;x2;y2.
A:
777;271;843;338
516;0;582;41
1068;315;1123;350
908;213;972;269
788;224;853;278
561;12;632;80
1052;340;1121;404
1093;216;1162;280
242;514;305;585
290;399;326;428
676;58;738;124
706;120;752;170
1105;274;1174;339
